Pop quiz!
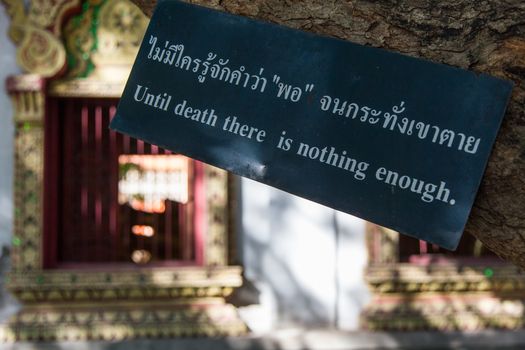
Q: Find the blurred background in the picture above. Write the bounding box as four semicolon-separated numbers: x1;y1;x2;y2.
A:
0;1;524;349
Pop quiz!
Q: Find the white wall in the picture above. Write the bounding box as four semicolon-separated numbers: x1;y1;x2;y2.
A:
0;7;18;250
0;7;21;321
240;178;370;332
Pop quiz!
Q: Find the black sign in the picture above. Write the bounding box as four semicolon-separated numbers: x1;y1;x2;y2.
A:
110;0;513;250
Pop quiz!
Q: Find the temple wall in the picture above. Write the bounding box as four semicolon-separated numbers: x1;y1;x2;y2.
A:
0;7;370;332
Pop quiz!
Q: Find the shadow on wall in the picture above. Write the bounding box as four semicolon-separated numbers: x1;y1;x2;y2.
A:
237;181;369;331
240;189;334;329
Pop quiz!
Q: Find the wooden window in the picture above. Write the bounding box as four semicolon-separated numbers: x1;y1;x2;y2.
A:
43;98;204;268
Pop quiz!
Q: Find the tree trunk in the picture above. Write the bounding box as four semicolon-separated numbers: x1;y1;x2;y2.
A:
131;0;525;268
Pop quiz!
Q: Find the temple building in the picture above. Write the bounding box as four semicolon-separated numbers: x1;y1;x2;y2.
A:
0;0;524;347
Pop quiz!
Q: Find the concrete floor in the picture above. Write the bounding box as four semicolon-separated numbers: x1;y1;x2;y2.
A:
3;329;525;350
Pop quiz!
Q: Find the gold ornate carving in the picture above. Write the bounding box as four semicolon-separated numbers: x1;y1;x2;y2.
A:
0;302;246;342
362;263;525;331
4;264;246;341
16;27;66;76
364;223;525;331
63;0;147;79
1;0;79;77
94;0;147;67
7;75;46;272
1;0;25;44
12;118;44;272
62;0;97;78
205;166;229;266
49;0;148;96
8;266;242;302
365;223;525;331
29;0;80;36
363;294;525;331
366;264;525;294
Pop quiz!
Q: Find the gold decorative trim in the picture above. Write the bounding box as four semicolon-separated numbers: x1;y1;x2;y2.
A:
205;166;229;266
362;293;525;331
63;0;147;79
6;75;46;124
49;79;126;98
12;126;44;272
6;74;45;92
362;263;525;331
364;222;525;331
8;266;242;303
0;302;246;342
366;264;525;294
47;0;150;97
28;0;80;37
8;75;46;273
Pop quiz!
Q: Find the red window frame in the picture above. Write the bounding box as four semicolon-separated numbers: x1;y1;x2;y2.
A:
43;97;205;269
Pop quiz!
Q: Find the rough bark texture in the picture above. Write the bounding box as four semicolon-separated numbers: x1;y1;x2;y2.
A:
131;0;525;268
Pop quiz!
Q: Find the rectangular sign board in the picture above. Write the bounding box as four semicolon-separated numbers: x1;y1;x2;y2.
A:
110;0;513;250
